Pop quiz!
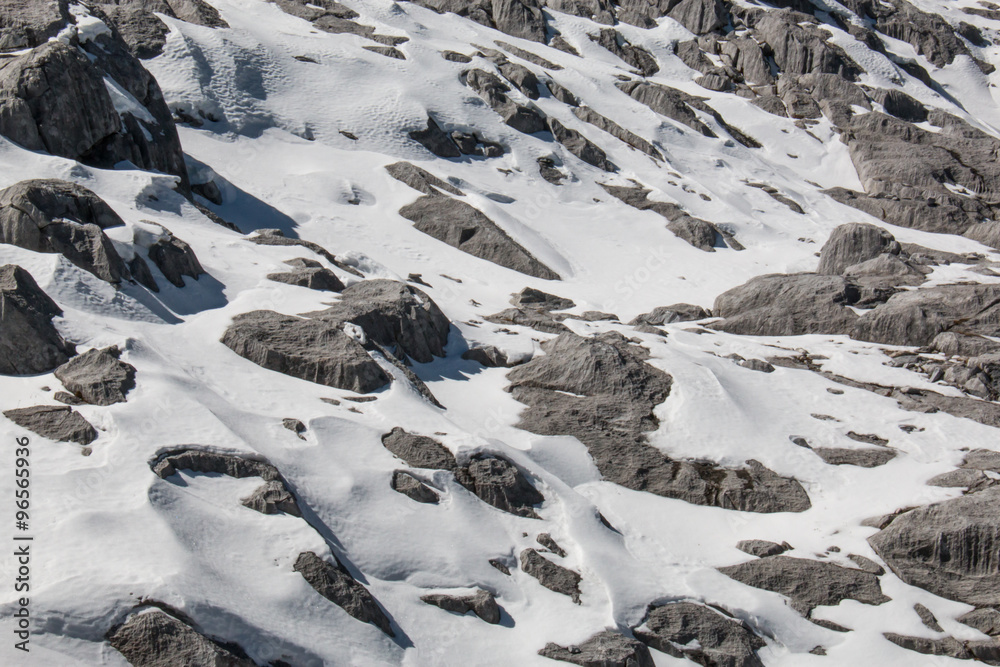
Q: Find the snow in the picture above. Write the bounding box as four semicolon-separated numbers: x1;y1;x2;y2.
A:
2;0;1000;664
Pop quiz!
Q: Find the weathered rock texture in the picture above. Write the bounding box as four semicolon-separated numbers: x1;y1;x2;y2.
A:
520;548;582;602
634;601;766;667
539;630;654;667
3;405;97;445
294;551;394;636
106;608;256;667
0;264;75;374
421;589;501;623
458;454;544;518
381;427;457;470
54;346;136;406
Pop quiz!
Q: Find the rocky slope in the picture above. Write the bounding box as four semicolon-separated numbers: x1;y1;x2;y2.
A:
3;0;1000;664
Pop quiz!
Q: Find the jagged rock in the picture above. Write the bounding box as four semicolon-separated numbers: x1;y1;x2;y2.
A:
294;551;394;636
451;130;504;157
148;234;204;288
719;36;773;85
3;405;96;445
364;45;405;59
221;310;391;393
491;0;547;43
0;0;71;51
409;116;462;158
495;40;564;70
381;427;457;470
572;106;662;160
843;254;926;290
817;223;901;276
385;161;464;196
913;603;943;632
495;60;541;99
462;345;521;367
0;179;130;284
675;39;714;74
421;589;501;623
542;0;614;25
267;258;345;292
871;88;927;122
508;332;810;512
54;346;135;406
591;29;658;76
735;358;775;373
241;480;302;516
545;79;578;105
458;454;544;518
868;487;1000;608
752;10;861;79
464;69;547;134
711;274;861;336
391;470;440;503
511;287;575;311
965;221;1000;251
812;446;896;467
520;548;581;602
960;608;1000;636
95;0;229;59
852;0;978;69
399;195;560;280
250;229;360;275
852;284;1000;347
106;608;256;667
443;50;473;63
308;279;450;363
151;447;282;481
630;304;711;326
883;632;1000;664
489;558;511;575
547;118;616;172
634;601;765;667
737;539;791;558
485;307;571;333
537;157;566;184
540;630;654;667
283;417;306;438
0;264;75;374
847;554;885;575
537;533;567;557
718;555;890;615
669;0;728;34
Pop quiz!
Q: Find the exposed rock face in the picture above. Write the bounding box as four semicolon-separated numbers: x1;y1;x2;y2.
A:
572;106;662;160
0;264;75;375
484;307;570;334
507;332;810;512
391;470;440;503
491;0;547;43
542;0;614;25
736;539;791;558
54;346;136;406
267;258;345;292
629;304;710;326
0;179;129;284
634;602;765;667
95;0;229;59
148;234;205;288
811;446;896;468
817;223;902;276
547;118;616;172
868;487;1000;608
3;405;97;445
464;69;547;134
409;116;462;158
106;608;256;667
458;454;544;518
711;274;861;336
751;9;861;79
152;448;283;481
309;279;450;363
0;0;71;51
421;589;501;623
883;632;1000;664
511;287;575;311
398;195;560;280
462;344;520;367
221;311;391;393
590;29;659;76
718;555;890;615
381;427;457;470
241;480;302;516
385;161;464;196
293;551;394;636
520;548;582;602
250;229;361;275
540;630;654;667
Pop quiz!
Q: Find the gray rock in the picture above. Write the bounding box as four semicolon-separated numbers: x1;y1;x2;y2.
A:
843;254;926;290
736;539;791;558
719;36;773;85
151;447;282;481
737;358;775;373
511;287;575;311
148;234;204;288
495;60;541;99
871;88;927;122
914;602;944;632
668;0;728;34
634;601;765;667
540;630;654;667
491;0;547;43
817;223;902;276
54;346;136;406
221;310;391;393
960;607;1000;636
536;533;567;557
458;454;544;518
572;106;662;160
363;45;405;59
485;307;571;334
106;608;256;667
294;551;394;636
308;279;450;364
965;221;1000;251
241;480;302;516
545;79;578;105
711;273;861;336
267;262;345;292
847;554;885;575
883;632;1000;664
3;405;96;445
94;0;229;59
869;486;1000;608
462;345;520;367
507;332;810;512
385;162;464;196
0;264;75;375
381;427;457;471
421;589;501;623
547;118;616;172
0;0;71;51
541;0;614;25
811;446;897;467
752;10;861;79
391;470;440;503
591;29;659;76
409;116;462;158
399;195;560;280
495;41;564;70
283;417;306;438
520;548;582;602
464;69;548;134
250;229;361;276
718;555;890;615
442;50;473;63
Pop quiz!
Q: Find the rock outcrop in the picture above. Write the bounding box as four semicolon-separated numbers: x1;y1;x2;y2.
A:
294;551;394;636
421;589;501;623
381;427;457;470
540;630;654;667
463;69;548;134
106;608;256;667
54;346;136;406
391;470;440;503
0;264;75;375
267;258;345;292
148;234;205;288
520;548;582;602
634;602;765;667
3;405;97;445
458;454;544;518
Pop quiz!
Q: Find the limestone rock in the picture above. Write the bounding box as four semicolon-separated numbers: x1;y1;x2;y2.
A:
458;454;544;518
294;551;394;636
381;427;457;470
540;630;654;666
148;234;205;288
54;346;136;406
510;287;575;311
391;470;440;503
572;106;662;160
106;608;256;667
385;161;464;196
591;29;658;76
736;539;791;558
409;116;462;158
0;264;75;375
3;405;96;445
421;589;501;623
241;480;302;516
547;118;616;172
817;223;902;276
464;69;548;134
520;548;581;602
634;601;766;667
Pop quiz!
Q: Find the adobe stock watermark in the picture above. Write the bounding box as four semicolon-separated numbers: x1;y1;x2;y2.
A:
11;435;31;653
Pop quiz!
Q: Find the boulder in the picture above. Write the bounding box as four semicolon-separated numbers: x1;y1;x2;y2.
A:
421;589;501;623
484;307;570;334
540;630;654;667
458;454;544;518
590;29;659;76
409;116;462;158
496;60;541;99
736;539;791;558
536;533;567;557
308;279;450;363
547;118;616;172
94;0;229;59
399;196;559;280
572;106;662;160
381;427;457;470
148;234;205;288
634;602;765;667
106;608;256;667
462;344;520;367
811;446;896;468
520;548;582;602
267;259;345;292
718;555;890;615
510;287;575;311
3;405;96;445
391;470;440;503
240;480;302;516
294;551;394;636
868;487;1000;608
250;229;360;275
221;310;390;393
711;274;861;336
54;346;136;406
464;69;548;134
816;223;901;276
385;161;464;196
0;264;75;375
